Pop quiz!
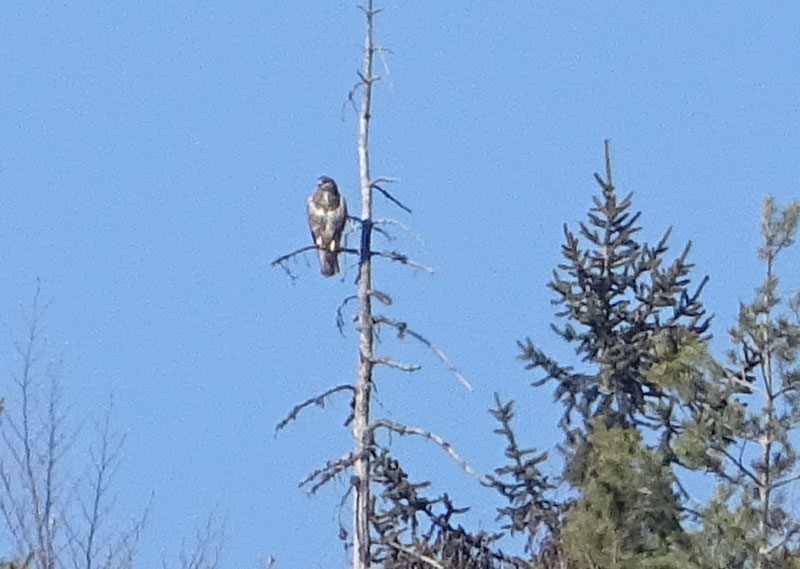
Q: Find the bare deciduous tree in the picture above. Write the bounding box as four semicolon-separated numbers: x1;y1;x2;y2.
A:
161;513;225;569
0;287;149;569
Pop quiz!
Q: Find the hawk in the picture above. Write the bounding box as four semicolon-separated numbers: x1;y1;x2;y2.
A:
307;176;348;277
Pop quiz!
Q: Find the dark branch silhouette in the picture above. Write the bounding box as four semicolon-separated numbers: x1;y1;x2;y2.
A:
372;182;412;214
275;384;355;433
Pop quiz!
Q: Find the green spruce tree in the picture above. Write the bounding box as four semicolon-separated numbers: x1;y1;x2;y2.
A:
519;142;713;568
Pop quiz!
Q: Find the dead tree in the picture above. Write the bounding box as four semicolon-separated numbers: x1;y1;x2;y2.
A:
273;4;477;569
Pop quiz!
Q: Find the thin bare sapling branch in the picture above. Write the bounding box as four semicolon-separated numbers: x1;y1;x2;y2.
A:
64;397;151;569
0;288;67;569
0;287;150;569
161;512;225;569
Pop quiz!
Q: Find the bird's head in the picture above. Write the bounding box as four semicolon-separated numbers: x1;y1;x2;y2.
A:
316;176;338;194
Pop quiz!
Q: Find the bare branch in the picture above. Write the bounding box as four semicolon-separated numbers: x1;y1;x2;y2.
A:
719;446;761;487
299;452;359;495
372;357;421;373
370;419;491;486
338;292;392;335
766;525;800;555
82;401;125;569
336;296;359;336
163;511;225;569
343;81;363;120
771;472;800;490
374;316;473;391
372;185;411;214
271;245;360;269
270;245;317;268
372;225;393;243
94;492;151;569
356;70;377;86
275;385;355;433
0;288;150;569
374;219;426;246
369;290;392;305
373;251;434;273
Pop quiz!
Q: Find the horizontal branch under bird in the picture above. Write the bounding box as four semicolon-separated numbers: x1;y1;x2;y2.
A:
271;244;432;282
370;419;491;486
271;246;360;269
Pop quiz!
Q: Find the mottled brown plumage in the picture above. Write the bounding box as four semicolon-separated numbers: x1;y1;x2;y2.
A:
307;176;348;277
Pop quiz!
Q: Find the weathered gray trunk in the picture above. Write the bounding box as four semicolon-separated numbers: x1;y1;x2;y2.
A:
353;3;376;569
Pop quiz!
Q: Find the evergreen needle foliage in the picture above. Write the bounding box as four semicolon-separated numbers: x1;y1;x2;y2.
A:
488;394;557;554
519;166;711;440
519;147;722;568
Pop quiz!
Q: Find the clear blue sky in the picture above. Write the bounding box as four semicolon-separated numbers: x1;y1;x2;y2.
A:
1;2;799;568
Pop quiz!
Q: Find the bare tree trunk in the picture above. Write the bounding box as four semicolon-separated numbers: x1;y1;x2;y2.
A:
353;3;376;569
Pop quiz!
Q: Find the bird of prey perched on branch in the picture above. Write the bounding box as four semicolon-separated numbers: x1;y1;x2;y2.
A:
307;176;348;277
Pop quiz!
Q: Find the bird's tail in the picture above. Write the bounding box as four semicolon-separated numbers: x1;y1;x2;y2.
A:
319;249;339;277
